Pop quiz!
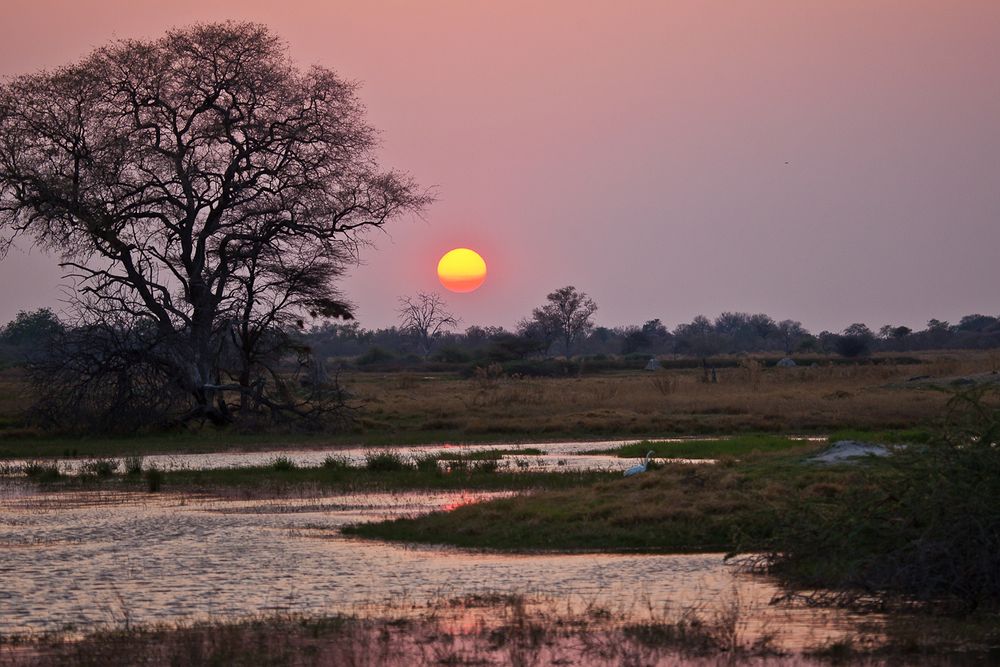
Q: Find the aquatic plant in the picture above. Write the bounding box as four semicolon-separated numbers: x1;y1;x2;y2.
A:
123;455;144;476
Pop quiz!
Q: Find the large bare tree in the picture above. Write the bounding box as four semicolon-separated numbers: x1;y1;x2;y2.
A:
0;22;428;426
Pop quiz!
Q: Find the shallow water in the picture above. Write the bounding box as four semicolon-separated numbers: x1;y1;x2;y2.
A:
0;480;870;651
2;436;824;475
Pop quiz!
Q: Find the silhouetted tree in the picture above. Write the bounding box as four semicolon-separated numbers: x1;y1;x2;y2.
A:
397;292;458;356
834;323;875;358
776;319;807;355
523;286;597;357
0;308;63;348
0;22;428;427
957;314;998;332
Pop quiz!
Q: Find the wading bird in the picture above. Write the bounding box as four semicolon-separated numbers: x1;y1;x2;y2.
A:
623;451;655;477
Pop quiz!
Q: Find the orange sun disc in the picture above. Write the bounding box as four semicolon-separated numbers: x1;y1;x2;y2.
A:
437;248;487;293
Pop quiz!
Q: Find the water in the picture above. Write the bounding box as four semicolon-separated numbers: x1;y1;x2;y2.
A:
3;436;823;475
0;480;869;651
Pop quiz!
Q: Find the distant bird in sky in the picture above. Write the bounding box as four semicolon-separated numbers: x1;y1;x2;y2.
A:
623;450;655;477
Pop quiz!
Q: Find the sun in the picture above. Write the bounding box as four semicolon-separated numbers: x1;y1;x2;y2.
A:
437;248;487;293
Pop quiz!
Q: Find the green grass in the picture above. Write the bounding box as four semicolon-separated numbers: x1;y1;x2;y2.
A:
823;427;932;444
345;450;872;552
589;434;821;459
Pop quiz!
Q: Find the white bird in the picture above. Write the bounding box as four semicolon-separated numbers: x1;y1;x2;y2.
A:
623;450;655;477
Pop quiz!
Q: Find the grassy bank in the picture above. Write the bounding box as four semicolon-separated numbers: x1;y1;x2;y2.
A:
344;446;869;552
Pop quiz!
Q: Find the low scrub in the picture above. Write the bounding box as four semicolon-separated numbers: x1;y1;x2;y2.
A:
743;387;1000;612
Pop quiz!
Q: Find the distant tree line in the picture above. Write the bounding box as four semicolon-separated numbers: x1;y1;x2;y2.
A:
310;288;1000;363
5;297;999;371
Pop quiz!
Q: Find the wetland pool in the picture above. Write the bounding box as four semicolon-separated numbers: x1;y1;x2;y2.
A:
0;480;870;652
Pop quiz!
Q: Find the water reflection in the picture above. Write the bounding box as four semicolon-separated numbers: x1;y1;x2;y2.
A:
3;437;793;475
0;481;868;651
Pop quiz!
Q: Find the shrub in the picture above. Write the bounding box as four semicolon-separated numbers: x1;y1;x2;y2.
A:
749;387;1000;611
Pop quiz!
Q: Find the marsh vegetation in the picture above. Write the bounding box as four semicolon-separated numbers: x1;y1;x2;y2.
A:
1;352;998;663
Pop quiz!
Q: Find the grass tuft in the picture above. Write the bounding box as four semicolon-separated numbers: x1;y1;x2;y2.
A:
364;450;414;472
268;456;296;471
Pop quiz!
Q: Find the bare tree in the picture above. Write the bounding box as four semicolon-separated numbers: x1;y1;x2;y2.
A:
0;22;429;426
397;292;458;357
523;286;597;357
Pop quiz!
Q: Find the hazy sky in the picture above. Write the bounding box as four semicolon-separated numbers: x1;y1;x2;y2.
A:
1;1;998;333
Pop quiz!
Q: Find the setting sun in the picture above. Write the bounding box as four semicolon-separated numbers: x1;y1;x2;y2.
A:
437;248;487;293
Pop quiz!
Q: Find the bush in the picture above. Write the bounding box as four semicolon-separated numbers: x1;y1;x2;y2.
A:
749;387;1000;611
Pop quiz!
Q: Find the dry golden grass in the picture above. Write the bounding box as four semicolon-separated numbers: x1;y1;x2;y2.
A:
349;351;995;438
0;350;994;449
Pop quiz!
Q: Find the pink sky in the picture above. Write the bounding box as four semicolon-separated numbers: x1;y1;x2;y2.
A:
1;1;999;332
